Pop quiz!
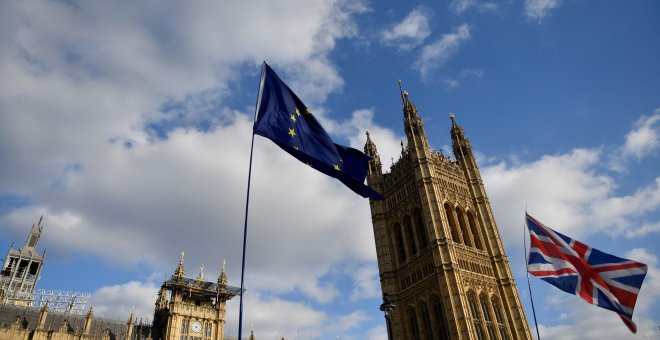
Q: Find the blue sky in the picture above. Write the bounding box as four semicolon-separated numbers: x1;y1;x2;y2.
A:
1;1;659;339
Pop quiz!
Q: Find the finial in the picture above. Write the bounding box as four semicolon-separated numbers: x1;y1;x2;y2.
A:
450;112;455;120
365;130;370;138
218;259;228;285
222;259;226;272
180;250;185;263
398;80;405;105
39;216;44;225
198;264;205;281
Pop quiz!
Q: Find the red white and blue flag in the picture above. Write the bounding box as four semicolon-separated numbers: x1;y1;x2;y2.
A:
526;213;648;333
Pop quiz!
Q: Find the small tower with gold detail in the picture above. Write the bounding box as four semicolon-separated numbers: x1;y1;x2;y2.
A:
365;84;531;339
1;217;47;306
152;253;240;340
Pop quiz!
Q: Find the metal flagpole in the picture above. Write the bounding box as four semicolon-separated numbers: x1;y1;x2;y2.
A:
238;62;267;340
523;210;542;340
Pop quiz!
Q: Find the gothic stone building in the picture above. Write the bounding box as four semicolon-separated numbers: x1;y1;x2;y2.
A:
0;221;243;340
365;90;531;339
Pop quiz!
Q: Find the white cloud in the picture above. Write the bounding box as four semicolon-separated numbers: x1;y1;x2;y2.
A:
482;149;660;244
414;24;471;77
89;281;160;322
623;111;660;159
524;0;562;21
381;6;432;50
350;264;381;301
450;0;499;14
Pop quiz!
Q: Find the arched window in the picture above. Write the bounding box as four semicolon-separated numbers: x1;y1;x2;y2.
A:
408;307;420;339
414;209;429;248
431;294;449;339
394;223;407;263
456;208;473;247
444;203;462;243
404;216;418;255
421;302;433;340
491;296;509;340
480;294;495;340
467;292;484;340
467;211;484;250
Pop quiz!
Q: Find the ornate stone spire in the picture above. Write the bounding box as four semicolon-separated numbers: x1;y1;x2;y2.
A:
364;131;382;174
24;216;44;249
174;251;185;278
249;323;256;340
218;259;227;285
450;113;472;160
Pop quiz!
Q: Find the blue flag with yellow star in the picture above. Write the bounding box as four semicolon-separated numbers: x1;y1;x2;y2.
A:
254;63;384;200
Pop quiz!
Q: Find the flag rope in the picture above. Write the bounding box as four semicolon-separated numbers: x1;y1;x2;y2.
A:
238;62;267;340
523;210;542;340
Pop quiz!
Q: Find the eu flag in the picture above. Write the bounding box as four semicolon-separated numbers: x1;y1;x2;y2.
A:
254;63;384;200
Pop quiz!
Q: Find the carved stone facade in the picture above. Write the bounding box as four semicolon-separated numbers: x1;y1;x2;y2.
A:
365;90;531;339
0;223;243;340
151;256;240;340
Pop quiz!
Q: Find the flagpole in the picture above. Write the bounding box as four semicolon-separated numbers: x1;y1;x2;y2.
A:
523;211;542;340
238;62;267;340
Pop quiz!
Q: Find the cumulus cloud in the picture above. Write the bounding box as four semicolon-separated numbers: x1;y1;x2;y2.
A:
483;149;660;245
414;24;471;77
89;281;160;322
524;0;562;21
608;109;660;171
381;6;432;50
623;111;660;159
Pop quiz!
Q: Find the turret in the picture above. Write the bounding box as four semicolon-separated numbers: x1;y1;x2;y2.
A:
450;113;473;162
174;251;185;279
37;301;49;331
399;81;428;154
24;216;44;249
83;307;94;337
364;131;382;175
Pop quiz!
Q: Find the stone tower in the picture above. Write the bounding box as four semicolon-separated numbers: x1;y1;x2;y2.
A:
152;254;240;340
0;217;46;306
365;89;531;339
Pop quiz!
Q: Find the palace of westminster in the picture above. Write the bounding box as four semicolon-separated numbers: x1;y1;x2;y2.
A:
0;89;531;339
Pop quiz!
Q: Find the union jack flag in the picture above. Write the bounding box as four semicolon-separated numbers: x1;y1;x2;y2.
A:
526;213;648;333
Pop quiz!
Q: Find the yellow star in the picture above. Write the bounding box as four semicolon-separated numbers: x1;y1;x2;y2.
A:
305;108;312;115
295;108;301;116
288;128;296;137
333;164;340;171
290;114;296;123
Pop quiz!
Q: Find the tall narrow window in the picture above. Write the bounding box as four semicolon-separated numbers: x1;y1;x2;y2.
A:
432;295;449;339
409;309;420;339
491;297;509;340
394;223;407;263
444;203;462;243
415;209;429;248
468;292;484;340
421;303;433;340
480;294;494;340
405;216;417;255
467;211;484;250
457;208;473;247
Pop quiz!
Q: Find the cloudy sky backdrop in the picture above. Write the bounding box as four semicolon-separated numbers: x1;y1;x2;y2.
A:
1;1;659;339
